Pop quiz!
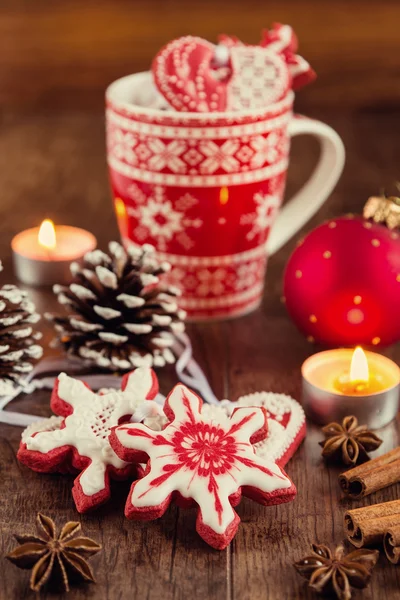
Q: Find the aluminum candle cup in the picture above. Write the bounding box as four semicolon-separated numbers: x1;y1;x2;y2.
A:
302;349;400;428
12;224;97;287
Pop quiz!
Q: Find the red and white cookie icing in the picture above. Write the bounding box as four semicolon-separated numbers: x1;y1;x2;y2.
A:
202;391;306;467
152;27;314;114
152;36;290;113
18;367;159;512
110;384;296;550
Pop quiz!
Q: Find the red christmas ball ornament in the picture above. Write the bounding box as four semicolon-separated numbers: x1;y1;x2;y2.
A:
283;209;400;347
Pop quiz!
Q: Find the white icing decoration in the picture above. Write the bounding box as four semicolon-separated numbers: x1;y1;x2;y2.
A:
12;327;32;339
109;241;126;261
57;293;72;305
0;287;25;303
0;345;10;353
152;336;174;348
25;313;40;324
0;301;6;312
143;413;168;431
85;250;112;266
70;284;96;300
78;347;111;367
123;323;152;334
115;385;291;536
24;345;43;359
2;350;23;361
168;286;182;297
111;357;131;370
0;315;23;327
70;318;103;333
70;262;80;276
204;392;306;464
129;353;153;367
162;348;175;364
153;354;166;367
95;266;118;290
93;305;121;320
24;368;158;497
98;332;128;344
170;321;185;333
13;363;34;373
127;246;142;259
160;302;178;313
160;262;171;272
117;294;145;309
20;300;36;314
152;314;172;326
21;416;64;443
140;274;159;286
53;284;65;295
0;378;16;395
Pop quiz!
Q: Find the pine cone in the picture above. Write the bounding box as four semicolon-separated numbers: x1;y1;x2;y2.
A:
0;268;43;395
47;242;186;371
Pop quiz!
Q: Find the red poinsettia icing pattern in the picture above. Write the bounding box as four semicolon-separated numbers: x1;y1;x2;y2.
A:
111;384;296;549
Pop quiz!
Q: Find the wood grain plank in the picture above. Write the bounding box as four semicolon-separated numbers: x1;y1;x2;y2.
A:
0;0;400;112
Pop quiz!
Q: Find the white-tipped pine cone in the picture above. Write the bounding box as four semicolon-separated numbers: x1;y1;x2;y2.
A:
0;269;43;395
47;242;186;371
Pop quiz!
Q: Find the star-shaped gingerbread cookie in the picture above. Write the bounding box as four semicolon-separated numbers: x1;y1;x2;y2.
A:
110;383;296;549
18;367;159;512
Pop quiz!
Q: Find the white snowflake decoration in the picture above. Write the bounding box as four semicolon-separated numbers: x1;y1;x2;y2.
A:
110;130;137;164
197;268;227;296
127;184;203;251
240;192;281;241
19;368;161;512
147;139;187;173
112;384;294;549
199;140;240;174
249;133;280;167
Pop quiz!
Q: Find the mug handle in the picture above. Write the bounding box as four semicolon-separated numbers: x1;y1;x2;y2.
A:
266;115;345;255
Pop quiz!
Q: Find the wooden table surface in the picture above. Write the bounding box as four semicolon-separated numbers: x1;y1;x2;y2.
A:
0;109;399;600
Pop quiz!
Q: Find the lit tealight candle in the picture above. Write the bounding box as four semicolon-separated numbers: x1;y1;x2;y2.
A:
302;348;400;428
12;220;97;286
334;347;387;395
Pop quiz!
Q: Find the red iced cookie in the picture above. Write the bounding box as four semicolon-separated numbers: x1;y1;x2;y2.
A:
202;391;306;468
152;35;290;113
18;367;159;513
111;383;296;550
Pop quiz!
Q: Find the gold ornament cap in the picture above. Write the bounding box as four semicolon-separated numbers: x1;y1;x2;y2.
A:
363;191;400;230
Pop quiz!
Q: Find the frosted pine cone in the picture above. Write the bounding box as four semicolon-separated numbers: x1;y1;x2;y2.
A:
0;276;43;395
47;242;186;371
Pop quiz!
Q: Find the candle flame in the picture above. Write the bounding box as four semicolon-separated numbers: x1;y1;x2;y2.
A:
38;219;56;250
114;197;127;219
350;347;369;382
219;186;229;205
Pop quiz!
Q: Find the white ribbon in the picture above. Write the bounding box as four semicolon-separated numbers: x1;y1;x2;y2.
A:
0;334;220;427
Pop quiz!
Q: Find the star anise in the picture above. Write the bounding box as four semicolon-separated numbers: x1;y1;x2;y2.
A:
319;415;382;466
6;514;101;592
294;543;379;600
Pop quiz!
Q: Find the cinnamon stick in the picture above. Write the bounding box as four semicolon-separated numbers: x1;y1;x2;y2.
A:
384;525;400;564
339;446;400;499
344;500;400;548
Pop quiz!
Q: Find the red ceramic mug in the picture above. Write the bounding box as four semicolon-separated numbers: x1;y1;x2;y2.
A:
106;72;345;320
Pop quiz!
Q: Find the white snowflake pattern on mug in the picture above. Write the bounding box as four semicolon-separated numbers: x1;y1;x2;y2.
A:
110;130;138;164
147;139;187;173
126;184;203;252
199;140;240;174
240;192;281;242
